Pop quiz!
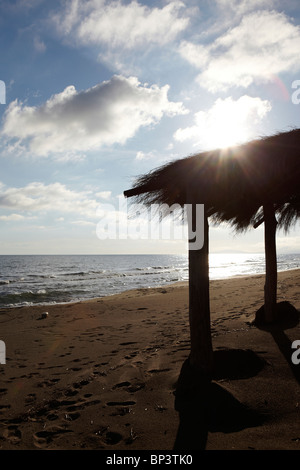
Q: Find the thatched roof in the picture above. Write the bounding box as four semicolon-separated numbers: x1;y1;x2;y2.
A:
124;129;300;230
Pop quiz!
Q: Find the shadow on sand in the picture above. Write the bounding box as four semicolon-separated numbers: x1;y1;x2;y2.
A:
253;301;300;384
174;301;300;450
173;349;267;450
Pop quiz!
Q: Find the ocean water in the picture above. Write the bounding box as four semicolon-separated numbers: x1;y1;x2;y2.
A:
0;253;299;308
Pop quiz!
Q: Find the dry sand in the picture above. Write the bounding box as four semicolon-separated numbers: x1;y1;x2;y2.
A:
0;269;299;451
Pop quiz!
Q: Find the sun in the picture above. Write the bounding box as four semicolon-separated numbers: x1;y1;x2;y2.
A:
204;118;250;149
200;97;254;150
197;95;270;150
175;96;269;152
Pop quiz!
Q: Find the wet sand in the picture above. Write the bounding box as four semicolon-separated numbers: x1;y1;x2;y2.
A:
0;269;299;450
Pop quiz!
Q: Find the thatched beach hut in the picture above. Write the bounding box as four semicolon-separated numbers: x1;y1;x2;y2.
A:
124;129;300;376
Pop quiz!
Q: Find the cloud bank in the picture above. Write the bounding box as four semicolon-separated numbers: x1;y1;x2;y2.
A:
0;182;99;219
52;0;189;49
180;10;300;91
1;75;187;158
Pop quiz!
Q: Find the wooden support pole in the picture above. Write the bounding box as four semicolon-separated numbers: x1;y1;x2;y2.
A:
187;194;213;377
263;203;278;323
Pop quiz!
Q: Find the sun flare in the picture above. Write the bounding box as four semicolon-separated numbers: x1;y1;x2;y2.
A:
176;96;271;151
200;96;258;150
204;118;250;149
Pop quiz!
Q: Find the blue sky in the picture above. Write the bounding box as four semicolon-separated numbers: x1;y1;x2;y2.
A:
0;0;300;255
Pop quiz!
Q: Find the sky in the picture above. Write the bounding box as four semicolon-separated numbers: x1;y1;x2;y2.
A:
0;0;300;255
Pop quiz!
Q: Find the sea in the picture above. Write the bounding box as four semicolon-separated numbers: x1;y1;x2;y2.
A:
0;253;299;308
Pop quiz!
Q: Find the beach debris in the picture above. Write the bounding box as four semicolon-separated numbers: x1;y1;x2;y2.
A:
125;427;137;444
41;312;49;319
154;403;167;412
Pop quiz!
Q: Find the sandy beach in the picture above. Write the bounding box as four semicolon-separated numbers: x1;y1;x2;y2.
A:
0;269;299;451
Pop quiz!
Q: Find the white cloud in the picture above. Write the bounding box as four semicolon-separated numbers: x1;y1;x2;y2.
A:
215;0;277;16
0;182;100;219
1;75;187;158
174;95;271;149
277;232;300;252
180;10;300;91
135;150;156;161
178;41;210;69
0;213;28;221
71;220;96;226
33;35;46;53
96;191;112;200
52;0;189;50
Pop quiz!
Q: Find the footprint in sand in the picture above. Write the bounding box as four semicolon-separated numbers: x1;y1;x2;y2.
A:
33;427;73;449
119;342;137;346
125;352;139;359
111;379;145;394
72;379;90;390
148;368;171;374
46;413;59;421
25;393;37;405
0;404;11;411
109;406;131;417
95;427;124;446
112;381;131;389
3;425;22;444
64;388;79;397
65;398;101;412
64;412;80;421
103;431;123;445
37;378;60;388
106;400;136;406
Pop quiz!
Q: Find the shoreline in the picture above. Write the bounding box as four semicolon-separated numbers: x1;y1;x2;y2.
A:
1;266;299;311
0;269;299;450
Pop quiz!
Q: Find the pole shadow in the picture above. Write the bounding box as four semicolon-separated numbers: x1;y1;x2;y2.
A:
173;349;267;450
253;301;300;384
